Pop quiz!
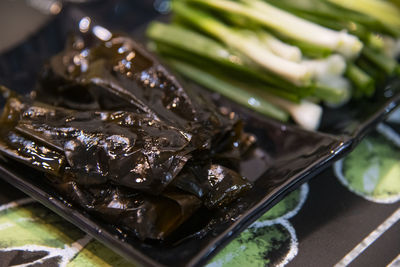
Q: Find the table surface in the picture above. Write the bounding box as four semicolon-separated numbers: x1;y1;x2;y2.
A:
0;1;399;266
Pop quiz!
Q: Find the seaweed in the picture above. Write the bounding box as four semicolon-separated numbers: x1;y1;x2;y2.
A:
0;27;257;240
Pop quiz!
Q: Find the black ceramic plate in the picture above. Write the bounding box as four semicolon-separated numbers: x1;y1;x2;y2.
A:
0;3;400;267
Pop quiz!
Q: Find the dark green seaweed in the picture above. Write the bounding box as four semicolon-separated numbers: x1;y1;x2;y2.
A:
0;28;257;240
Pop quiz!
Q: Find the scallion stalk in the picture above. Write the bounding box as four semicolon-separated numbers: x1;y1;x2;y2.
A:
188;0;363;58
346;63;375;97
168;59;290;121
147;22;312;97
327;0;400;29
173;1;313;86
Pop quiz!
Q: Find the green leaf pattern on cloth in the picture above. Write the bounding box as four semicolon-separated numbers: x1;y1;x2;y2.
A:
207;184;309;267
334;121;400;203
0;184;309;267
0;200;133;266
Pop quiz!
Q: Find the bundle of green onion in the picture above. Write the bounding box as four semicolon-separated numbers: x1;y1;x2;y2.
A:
146;0;400;130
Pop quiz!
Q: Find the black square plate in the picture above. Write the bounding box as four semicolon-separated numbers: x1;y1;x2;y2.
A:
0;2;399;266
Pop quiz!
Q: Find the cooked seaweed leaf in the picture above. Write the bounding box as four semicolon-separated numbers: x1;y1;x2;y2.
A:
172;163;252;209
36;34;233;136
0;27;260;240
0;131;65;176
51;177;202;240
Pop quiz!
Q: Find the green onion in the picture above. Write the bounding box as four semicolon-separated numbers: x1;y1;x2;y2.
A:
362;46;399;75
346;63;375;97
188;0;363;58
147;22;311;97
145;0;400;129
173;2;313;86
168;59;290;121
327;0;400;29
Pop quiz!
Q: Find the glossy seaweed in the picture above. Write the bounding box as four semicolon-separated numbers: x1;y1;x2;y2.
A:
0;29;256;240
